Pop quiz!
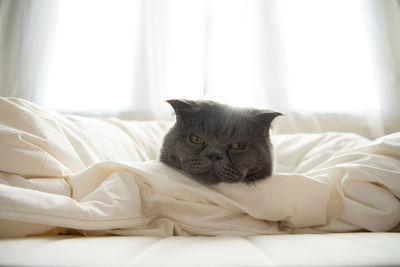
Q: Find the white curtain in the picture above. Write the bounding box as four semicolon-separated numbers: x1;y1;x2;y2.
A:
40;0;204;119
364;0;400;135
129;0;205;119
204;0;400;138
0;0;59;104
1;0;399;138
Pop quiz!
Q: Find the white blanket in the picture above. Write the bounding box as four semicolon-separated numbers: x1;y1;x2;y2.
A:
0;97;399;237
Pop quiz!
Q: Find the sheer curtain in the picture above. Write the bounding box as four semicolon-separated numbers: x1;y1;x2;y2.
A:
364;0;400;135
0;0;59;104
43;0;204;119
200;0;399;138
1;0;399;137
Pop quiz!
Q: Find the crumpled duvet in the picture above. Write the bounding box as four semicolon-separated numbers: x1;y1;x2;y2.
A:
0;97;399;237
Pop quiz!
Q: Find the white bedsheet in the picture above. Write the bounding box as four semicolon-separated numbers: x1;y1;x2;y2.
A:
0;97;399;237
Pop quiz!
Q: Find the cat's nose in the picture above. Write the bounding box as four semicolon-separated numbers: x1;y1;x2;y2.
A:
207;152;222;162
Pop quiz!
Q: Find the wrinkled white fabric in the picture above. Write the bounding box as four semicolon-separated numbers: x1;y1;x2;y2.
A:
0;97;399;237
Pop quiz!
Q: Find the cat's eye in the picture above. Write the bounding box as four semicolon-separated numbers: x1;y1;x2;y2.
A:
190;135;205;145
229;142;246;150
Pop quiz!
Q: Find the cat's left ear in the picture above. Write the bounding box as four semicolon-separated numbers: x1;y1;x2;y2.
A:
253;110;283;129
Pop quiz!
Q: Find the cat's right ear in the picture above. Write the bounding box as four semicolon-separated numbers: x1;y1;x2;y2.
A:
166;99;193;111
166;99;194;121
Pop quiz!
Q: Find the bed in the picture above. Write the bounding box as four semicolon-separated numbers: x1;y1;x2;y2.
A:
0;97;399;266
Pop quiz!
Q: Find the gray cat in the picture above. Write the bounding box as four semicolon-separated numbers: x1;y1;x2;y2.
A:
160;99;281;184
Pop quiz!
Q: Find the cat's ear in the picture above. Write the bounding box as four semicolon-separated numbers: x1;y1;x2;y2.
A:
253;110;282;130
166;99;194;111
166;99;195;121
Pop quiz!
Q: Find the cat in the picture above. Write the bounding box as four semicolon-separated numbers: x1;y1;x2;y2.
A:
160;99;281;184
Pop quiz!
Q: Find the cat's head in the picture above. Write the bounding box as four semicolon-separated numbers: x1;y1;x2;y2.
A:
160;99;281;184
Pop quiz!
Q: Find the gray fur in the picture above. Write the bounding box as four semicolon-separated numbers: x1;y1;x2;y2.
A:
160;99;281;184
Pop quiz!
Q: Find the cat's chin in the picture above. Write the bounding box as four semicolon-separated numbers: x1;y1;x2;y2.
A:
180;162;237;184
190;169;269;184
187;168;248;185
177;159;268;184
181;168;218;184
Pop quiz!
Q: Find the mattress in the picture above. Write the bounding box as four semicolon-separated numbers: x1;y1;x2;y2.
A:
1;233;399;266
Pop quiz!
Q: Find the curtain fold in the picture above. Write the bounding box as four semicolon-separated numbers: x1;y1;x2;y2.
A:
128;0;204;120
0;0;59;104
204;0;291;112
363;0;400;135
